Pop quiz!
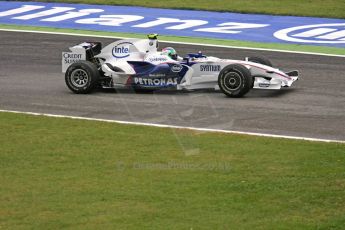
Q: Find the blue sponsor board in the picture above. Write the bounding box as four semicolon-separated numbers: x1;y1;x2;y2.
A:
0;1;345;47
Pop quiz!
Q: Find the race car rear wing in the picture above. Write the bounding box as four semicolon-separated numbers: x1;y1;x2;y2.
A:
62;42;102;73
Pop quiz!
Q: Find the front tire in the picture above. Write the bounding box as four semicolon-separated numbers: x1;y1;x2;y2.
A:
65;61;100;94
248;56;272;67
247;56;272;88
218;64;253;98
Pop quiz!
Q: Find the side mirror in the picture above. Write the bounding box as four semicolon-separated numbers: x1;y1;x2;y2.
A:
183;57;190;64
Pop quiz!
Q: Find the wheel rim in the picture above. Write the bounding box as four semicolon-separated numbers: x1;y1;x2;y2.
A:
70;69;89;88
223;71;242;91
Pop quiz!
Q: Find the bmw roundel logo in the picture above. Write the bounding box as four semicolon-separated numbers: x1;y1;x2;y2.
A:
171;64;183;72
274;23;345;44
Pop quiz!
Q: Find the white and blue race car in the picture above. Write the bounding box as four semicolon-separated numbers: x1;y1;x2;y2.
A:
62;34;298;97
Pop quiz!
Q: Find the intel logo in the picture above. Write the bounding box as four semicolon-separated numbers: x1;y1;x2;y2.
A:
112;42;132;58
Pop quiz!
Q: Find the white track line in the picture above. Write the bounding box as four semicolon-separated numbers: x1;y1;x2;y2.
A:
1;109;344;144
1;28;345;58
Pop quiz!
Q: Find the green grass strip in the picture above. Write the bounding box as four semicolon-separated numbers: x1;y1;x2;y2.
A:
1;24;345;56
28;0;345;19
1;112;345;229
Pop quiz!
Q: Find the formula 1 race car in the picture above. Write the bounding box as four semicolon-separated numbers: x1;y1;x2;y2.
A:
62;34;298;97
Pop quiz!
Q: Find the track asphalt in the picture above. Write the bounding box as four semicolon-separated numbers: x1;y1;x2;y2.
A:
0;31;344;141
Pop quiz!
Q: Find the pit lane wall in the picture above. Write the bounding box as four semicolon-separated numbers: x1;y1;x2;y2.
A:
1;1;345;47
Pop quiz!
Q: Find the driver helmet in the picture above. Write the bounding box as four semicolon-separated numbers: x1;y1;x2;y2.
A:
161;47;177;60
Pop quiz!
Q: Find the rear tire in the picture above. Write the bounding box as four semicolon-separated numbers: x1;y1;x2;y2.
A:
218;64;252;98
65;61;100;94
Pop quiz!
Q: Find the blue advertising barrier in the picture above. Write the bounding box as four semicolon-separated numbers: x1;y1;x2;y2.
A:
1;1;345;47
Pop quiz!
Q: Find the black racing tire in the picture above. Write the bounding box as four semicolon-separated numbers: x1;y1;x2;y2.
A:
248;56;273;67
218;64;253;98
65;61;100;94
247;56;272;88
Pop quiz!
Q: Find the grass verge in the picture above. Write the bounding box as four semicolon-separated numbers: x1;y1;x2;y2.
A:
1;24;345;56
27;0;345;19
1;112;345;229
